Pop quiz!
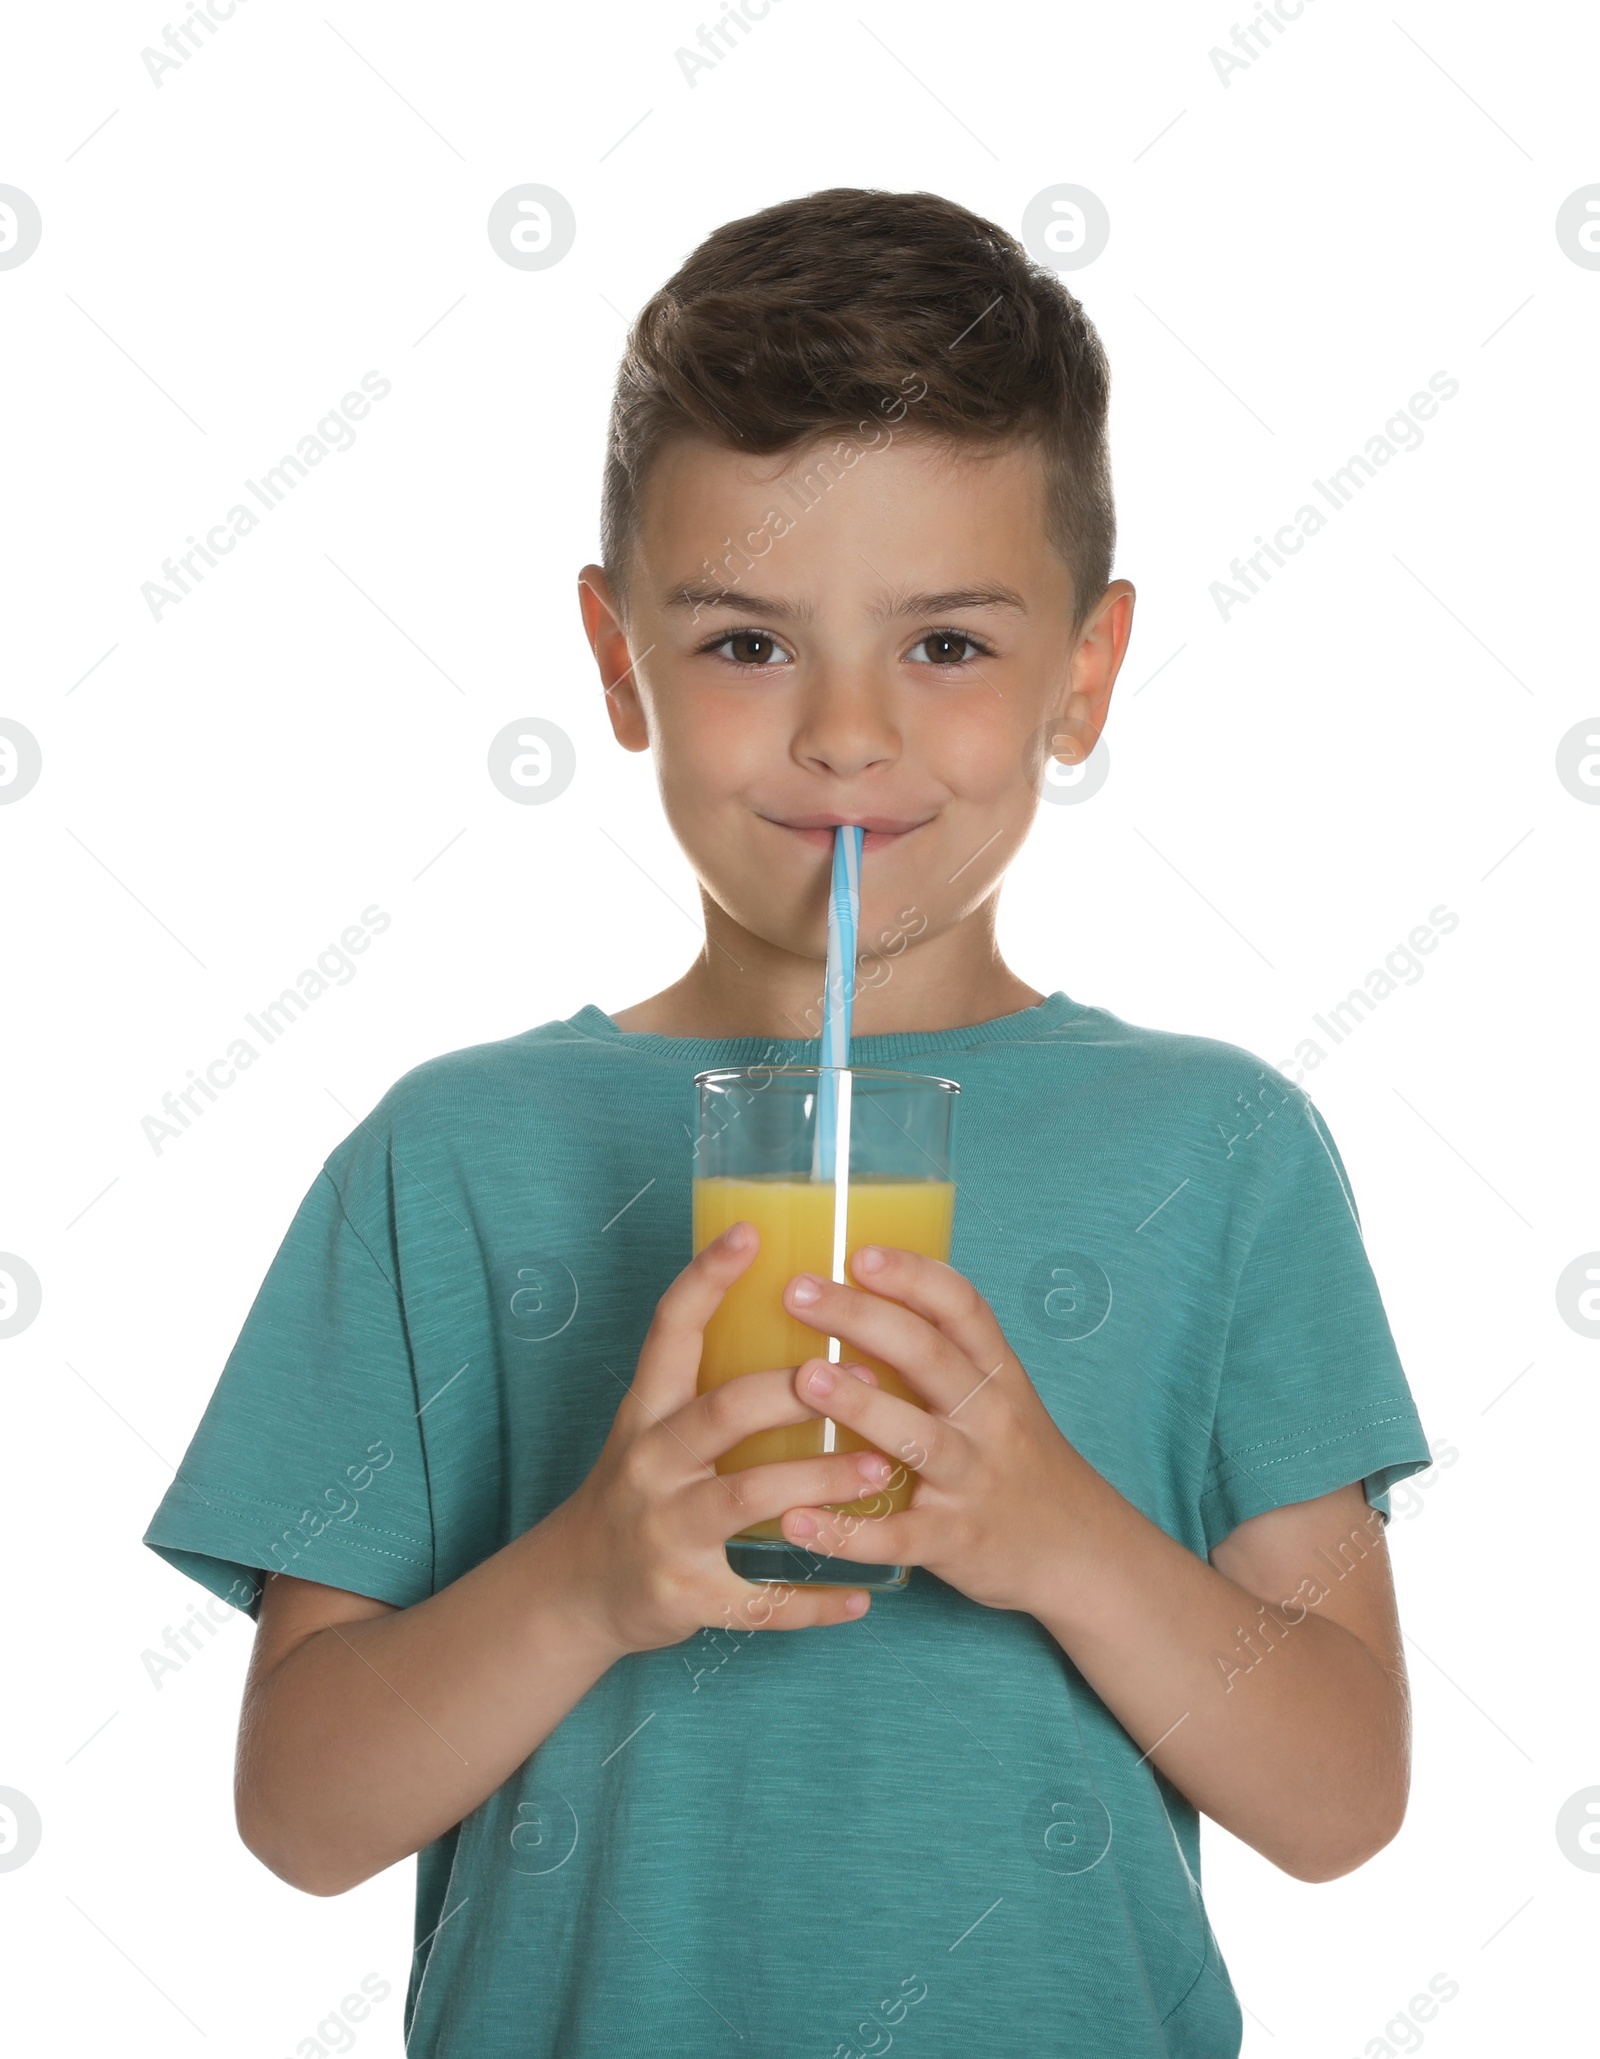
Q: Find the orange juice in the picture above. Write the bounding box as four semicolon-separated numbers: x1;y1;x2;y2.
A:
693;1174;956;1540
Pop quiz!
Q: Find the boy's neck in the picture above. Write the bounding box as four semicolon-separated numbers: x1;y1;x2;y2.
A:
610;895;1046;1041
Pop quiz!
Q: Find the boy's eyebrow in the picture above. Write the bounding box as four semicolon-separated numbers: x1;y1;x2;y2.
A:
663;584;815;620
869;585;1029;618
661;583;1027;620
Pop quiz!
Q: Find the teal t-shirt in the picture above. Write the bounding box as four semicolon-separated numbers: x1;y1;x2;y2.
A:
142;990;1431;2058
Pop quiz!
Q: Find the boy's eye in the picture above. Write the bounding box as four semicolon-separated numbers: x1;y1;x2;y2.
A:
907;629;988;666
706;629;791;667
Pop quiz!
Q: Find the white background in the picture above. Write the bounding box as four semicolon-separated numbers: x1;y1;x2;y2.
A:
2;0;1597;2052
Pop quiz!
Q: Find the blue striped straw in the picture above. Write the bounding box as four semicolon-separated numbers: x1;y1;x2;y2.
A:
813;823;863;1186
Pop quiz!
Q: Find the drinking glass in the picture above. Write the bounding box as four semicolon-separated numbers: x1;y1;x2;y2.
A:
692;1064;959;1591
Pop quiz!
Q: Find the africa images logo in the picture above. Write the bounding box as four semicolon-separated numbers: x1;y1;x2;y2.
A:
1209;372;1459;621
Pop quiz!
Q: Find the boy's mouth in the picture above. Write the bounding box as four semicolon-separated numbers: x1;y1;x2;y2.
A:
759;812;933;854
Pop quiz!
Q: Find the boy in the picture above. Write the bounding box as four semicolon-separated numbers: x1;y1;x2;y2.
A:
144;188;1432;2056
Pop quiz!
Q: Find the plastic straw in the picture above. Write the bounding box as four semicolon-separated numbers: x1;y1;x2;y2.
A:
814;825;862;1388
813;824;863;1184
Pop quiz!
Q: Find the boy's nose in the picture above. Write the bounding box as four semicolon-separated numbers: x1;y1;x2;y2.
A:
789;674;901;779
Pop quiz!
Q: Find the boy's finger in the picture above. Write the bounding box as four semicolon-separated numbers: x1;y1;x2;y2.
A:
779;1272;982;1416
710;1578;871;1635
629;1223;759;1416
847;1245;1016;1382
675;1366;827;1466
788;1358;951;1483
778;1502;919;1566
696;1445;904;1538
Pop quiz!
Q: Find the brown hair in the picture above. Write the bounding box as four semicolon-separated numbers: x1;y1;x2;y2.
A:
601;187;1116;633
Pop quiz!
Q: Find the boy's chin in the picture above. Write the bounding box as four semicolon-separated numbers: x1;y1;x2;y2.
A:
718;898;928;976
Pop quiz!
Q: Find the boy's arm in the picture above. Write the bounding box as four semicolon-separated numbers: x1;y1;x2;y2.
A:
771;1253;1413;1885
1021;1476;1411;1882
233;1226;888;1897
235;1507;625;1897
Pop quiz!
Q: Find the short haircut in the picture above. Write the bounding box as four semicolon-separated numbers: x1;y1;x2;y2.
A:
600;187;1116;633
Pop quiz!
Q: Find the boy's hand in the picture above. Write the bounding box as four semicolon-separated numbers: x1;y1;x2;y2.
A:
772;1247;1093;1615
548;1223;887;1658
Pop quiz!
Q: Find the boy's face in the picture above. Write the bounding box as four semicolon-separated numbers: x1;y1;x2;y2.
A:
579;432;1133;977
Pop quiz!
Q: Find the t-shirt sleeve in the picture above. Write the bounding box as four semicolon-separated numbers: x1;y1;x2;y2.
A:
141;1163;435;1618
1199;1088;1433;1555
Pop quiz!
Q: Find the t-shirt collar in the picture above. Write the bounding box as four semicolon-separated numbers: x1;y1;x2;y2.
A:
562;989;1082;1066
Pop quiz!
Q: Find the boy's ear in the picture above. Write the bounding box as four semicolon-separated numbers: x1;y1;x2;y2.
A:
1048;578;1135;765
578;563;650;752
